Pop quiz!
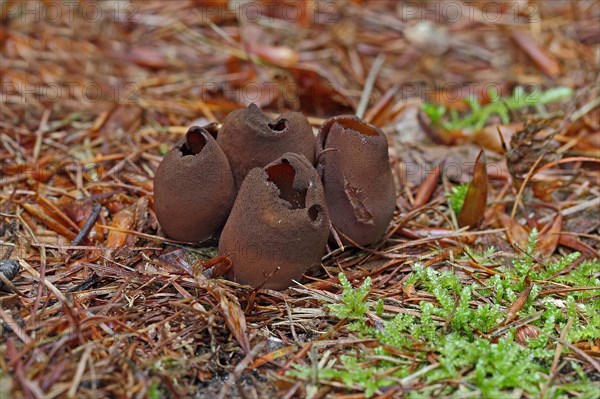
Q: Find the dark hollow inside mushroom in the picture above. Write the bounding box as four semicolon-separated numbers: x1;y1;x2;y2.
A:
266;159;306;209
181;127;207;156
268;118;287;132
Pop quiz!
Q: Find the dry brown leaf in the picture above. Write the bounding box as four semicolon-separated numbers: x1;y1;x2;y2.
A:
531;180;563;202
203;256;233;279
458;150;488;228
217;292;251;353
114;47;171;69
503;278;532;326
251;44;299;68
497;211;530;247
573;131;600;153
558;234;600;257
98;105;143;136
288;66;355;116
515;324;541;345
472;123;521;154
413;163;441;209
133;196;149;234
62;199;104;242
537;214;562;257
106;204;136;249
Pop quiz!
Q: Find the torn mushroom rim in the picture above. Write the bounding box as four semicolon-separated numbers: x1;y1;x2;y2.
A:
203;122;221;139
178;125;219;158
317;115;383;151
262;157;324;223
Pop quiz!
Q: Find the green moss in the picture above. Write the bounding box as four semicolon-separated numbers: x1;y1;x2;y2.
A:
448;183;469;216
147;382;163;399
422;86;573;131
288;231;599;397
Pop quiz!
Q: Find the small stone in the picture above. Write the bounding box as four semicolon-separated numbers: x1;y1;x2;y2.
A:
404;21;449;56
0;259;20;289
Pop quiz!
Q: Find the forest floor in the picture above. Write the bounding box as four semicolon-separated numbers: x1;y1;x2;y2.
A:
1;1;599;398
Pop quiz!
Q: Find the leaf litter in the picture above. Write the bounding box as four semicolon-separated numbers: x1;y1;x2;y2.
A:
0;1;599;398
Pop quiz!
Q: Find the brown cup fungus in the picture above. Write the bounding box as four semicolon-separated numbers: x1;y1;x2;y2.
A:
217;103;316;188
316;115;396;246
219;153;329;290
154;125;236;243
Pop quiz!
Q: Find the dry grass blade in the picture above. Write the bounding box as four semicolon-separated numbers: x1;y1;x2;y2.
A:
541;332;600;374
251;344;300;369
509;30;561;78
21;203;78;241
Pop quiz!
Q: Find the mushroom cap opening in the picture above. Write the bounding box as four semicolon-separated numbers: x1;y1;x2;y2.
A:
308;204;323;222
265;159;307;210
268;118;287;132
242;103;295;138
180;126;208;156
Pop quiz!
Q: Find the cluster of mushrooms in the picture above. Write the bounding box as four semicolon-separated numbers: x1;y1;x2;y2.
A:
154;104;396;290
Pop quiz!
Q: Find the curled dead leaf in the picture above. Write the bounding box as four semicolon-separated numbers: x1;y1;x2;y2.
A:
413;163;442;209
537;214;562;258
503;281;532;326
558;234;599;257
457;150;488;229
515;324;541;345
202;255;232;279
497;210;530;248
106;204;136;249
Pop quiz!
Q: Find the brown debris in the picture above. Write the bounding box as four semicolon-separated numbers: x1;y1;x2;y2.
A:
457;150;488;229
0;1;598;397
510;30;562;78
506;120;561;188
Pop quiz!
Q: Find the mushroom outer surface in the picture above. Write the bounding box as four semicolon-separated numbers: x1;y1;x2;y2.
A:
217;103;316;188
316;115;396;246
219;152;329;290
154;125;236;242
